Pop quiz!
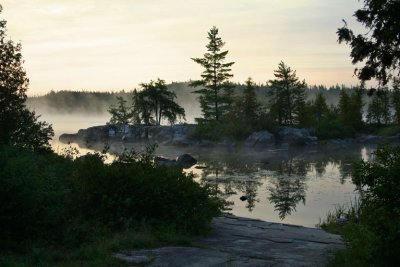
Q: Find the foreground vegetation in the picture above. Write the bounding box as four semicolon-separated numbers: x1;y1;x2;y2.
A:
0;145;223;266
0;8;223;265
320;146;400;266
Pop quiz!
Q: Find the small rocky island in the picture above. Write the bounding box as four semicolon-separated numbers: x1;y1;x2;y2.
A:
60;124;400;149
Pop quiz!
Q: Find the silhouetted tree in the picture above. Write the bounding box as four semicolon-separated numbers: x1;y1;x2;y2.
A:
241;77;262;123
367;89;391;125
338;88;364;130
0;6;53;151
107;79;185;127
313;92;330;125
108;96;132;126
337;0;400;86
190;26;235;122
139;79;185;125
268;62;307;126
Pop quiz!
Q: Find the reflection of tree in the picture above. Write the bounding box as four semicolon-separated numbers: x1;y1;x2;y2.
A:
199;160;261;212
267;158;308;219
275;158;310;176
314;160;328;176
268;175;307;219
235;181;260;212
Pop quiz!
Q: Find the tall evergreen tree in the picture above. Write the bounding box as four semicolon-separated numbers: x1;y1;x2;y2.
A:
190;26;235;122
367;89;391;125
338;88;364;130
0;6;53;150
241;77;262;124
313;92;330;125
338;89;351;124
268;61;307;126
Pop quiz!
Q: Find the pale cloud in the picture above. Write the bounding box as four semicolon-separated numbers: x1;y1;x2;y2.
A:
1;0;364;95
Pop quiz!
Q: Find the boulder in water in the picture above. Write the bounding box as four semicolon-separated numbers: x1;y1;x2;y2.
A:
176;154;197;166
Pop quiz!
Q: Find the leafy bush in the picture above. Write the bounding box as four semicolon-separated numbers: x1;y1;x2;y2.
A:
351;146;400;265
0;146;72;249
316;119;356;140
321;146;400;266
69;150;223;234
0;144;223;251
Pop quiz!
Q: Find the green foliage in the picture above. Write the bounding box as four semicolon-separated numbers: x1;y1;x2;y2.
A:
107;79;185;126
138;79;186;125
392;84;400;125
367;89;392;125
70;150;222;233
268;61;307;126
0;146;72;249
340;89;364;128
322;146;400;266
337;0;400;86
0;8;53;151
236;77;263;125
191;26;235;122
0;144;223;253
107;96;132;126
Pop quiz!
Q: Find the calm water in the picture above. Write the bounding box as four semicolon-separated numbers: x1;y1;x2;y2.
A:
43;114;373;228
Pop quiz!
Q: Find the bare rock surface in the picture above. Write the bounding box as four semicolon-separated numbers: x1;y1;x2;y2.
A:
115;215;344;266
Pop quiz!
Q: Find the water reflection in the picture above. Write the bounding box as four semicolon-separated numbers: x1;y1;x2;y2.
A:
57;138;374;227
189;145;374;226
268;175;307;219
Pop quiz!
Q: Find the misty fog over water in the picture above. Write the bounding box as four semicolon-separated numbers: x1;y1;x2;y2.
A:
38;112;372;228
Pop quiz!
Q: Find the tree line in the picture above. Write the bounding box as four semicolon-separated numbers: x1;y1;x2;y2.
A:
104;25;400;140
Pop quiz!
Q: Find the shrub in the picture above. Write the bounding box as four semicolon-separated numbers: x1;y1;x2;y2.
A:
0;146;71;249
0;144;224;251
351;146;400;265
69;151;223;234
322;146;400;266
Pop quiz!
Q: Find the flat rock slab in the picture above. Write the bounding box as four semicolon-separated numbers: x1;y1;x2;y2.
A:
116;215;344;266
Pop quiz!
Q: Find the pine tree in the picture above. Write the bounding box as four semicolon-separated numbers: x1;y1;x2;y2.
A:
0;6;53;150
313;92;329;125
268;61;306;126
107;96;132;128
139;79;185;125
367;89;391;125
338;88;364;130
242;77;262;124
190;26;235;122
338;89;351;124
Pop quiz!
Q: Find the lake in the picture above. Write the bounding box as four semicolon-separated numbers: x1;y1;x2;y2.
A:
43;113;372;228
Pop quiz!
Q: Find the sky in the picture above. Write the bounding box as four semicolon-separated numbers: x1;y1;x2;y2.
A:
1;0;365;95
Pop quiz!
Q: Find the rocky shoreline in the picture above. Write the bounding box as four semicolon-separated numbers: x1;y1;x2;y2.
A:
59;124;400;148
115;215;344;267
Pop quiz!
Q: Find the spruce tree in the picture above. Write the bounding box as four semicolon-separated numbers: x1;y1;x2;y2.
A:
313;92;329;125
268;61;306;126
190;26;235;122
242;77;261;124
367;89;391;125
